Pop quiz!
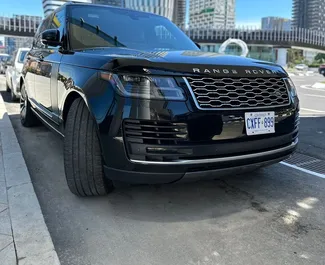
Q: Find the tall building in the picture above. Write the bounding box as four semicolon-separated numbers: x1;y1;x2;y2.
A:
173;0;186;27
261;17;292;31
93;0;124;7
189;0;235;29
42;0;92;17
124;0;175;20
292;0;325;31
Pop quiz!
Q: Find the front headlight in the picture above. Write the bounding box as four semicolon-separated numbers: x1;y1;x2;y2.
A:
284;78;298;98
101;73;186;101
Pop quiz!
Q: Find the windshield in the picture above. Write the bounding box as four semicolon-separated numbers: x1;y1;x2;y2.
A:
0;55;10;62
18;51;28;63
68;6;199;51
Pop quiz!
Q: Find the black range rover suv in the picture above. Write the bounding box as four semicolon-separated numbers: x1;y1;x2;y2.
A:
20;2;299;196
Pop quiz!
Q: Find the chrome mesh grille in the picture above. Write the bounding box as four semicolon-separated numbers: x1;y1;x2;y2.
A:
186;77;290;109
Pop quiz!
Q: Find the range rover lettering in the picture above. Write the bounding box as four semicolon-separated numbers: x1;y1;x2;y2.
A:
20;3;299;196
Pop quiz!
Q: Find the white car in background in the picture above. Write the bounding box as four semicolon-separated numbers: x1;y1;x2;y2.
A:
0;53;10;74
5;48;29;101
295;64;308;71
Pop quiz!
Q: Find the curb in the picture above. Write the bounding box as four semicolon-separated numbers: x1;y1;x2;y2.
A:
0;93;60;265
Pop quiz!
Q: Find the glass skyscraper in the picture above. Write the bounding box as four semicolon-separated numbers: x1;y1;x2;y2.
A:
261;17;292;31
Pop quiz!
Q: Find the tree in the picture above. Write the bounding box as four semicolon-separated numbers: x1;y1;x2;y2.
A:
315;53;325;62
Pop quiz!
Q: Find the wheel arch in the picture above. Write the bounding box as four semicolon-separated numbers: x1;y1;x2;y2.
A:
62;90;85;125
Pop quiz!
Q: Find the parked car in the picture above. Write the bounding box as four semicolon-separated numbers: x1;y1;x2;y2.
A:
295;64;308;71
21;2;299;196
318;64;325;76
5;48;29;101
0;53;10;74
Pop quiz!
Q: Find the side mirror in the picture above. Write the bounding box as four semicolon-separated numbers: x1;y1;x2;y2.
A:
41;29;61;47
195;42;201;49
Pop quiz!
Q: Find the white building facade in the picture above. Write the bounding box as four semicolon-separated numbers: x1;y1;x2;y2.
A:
42;0;92;17
189;0;235;29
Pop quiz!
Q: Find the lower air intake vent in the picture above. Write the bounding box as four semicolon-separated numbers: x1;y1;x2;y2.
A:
123;120;188;145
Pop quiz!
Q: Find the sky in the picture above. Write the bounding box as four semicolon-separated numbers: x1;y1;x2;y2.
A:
236;0;293;27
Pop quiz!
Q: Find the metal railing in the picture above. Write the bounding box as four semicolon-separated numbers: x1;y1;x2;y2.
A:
0;15;42;35
184;27;325;48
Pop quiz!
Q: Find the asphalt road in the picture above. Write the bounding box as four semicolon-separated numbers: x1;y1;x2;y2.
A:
1;74;325;265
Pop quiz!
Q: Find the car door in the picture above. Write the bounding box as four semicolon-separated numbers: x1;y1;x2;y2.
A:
25;19;49;102
33;15;54;114
33;10;65;122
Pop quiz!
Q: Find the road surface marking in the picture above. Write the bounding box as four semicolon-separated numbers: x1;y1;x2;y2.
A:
300;85;325;92
300;108;325;113
303;93;325;98
280;162;325;179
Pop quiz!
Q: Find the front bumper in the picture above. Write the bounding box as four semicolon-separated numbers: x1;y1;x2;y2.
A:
85;72;300;184
104;138;297;184
95;92;299;184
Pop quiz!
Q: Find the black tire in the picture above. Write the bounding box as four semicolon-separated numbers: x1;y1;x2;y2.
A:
20;83;39;127
64;98;113;196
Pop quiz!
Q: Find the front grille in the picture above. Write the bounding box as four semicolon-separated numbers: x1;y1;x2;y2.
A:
124;120;188;145
186;77;290;109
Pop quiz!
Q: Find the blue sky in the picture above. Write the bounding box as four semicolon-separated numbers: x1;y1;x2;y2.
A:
0;0;293;28
236;0;292;27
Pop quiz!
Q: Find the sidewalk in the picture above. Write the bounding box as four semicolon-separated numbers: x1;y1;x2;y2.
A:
0;94;60;265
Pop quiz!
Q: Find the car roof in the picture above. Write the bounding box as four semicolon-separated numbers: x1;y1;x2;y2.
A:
63;2;163;19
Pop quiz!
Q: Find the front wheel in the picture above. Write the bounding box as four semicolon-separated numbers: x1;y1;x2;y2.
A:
63;98;113;196
20;83;39;127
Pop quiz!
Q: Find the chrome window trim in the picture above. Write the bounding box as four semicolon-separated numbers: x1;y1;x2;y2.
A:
130;138;298;165
183;77;291;111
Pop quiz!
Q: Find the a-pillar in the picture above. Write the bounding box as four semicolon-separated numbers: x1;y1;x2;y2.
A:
276;48;288;68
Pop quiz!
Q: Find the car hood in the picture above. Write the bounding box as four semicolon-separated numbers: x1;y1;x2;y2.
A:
62;48;287;78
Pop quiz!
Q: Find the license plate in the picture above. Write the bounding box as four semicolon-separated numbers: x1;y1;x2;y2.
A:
245;112;275;136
